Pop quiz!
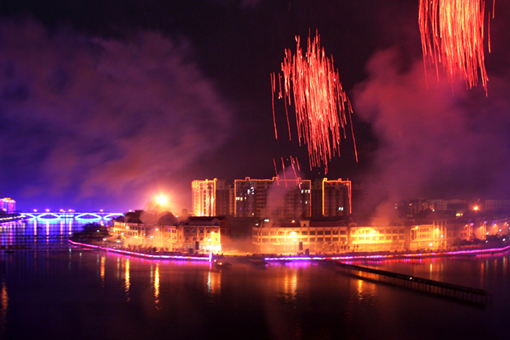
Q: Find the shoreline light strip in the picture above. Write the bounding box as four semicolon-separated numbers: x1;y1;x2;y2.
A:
264;245;510;262
68;240;211;262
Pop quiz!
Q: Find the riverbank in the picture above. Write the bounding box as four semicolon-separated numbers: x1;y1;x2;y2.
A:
68;239;510;262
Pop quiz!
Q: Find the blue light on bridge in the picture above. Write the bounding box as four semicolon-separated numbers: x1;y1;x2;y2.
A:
75;213;102;222
23;212;124;222
105;213;123;220
37;213;61;221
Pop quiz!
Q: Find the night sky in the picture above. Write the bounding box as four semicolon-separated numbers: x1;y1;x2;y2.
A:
1;1;509;214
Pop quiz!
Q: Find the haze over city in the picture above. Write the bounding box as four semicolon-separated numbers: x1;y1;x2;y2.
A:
1;1;509;216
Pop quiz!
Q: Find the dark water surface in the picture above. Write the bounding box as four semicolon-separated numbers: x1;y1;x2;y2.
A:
1;221;510;339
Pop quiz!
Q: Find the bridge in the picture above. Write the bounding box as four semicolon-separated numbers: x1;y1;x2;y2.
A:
19;211;124;223
1;211;125;252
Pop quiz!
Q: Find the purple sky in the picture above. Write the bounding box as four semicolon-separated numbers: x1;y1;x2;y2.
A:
0;1;509;214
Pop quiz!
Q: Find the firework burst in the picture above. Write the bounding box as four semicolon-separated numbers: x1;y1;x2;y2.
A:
419;0;494;94
272;30;357;173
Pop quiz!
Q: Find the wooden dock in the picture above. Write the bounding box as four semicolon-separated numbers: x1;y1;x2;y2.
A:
336;262;491;305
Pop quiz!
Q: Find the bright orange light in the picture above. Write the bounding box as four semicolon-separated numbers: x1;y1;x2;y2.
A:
156;195;168;206
474;205;480;211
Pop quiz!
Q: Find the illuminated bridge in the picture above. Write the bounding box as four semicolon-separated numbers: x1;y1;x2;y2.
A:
20;211;124;223
1;212;125;251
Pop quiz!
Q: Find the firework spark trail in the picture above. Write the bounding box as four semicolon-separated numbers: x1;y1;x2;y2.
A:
419;0;493;94
273;156;301;182
289;156;298;179
272;30;354;173
273;158;279;181
290;155;300;176
281;157;288;186
271;73;278;139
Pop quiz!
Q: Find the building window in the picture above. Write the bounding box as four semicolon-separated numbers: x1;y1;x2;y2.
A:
325;231;331;235
317;231;324;235
310;231;316;235
340;230;346;235
317;238;323;243
302;231;308;235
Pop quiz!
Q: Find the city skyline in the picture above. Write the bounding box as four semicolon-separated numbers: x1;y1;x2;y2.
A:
1;1;510;214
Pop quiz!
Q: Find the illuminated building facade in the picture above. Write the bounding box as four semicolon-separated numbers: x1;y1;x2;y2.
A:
253;218;465;254
109;213;224;253
322;178;352;217
180;217;224;253
0;198;16;213
234;177;311;219
192;179;231;217
409;220;447;250
253;220;349;254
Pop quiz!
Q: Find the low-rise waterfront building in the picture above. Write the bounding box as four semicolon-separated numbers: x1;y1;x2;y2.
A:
108;211;224;253
251;216;485;254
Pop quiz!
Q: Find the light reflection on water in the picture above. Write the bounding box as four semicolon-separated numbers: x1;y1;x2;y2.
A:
125;258;130;302
0;280;7;338
0;218;90;250
154;263;160;308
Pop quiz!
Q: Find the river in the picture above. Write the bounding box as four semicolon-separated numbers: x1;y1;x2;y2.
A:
1;219;509;340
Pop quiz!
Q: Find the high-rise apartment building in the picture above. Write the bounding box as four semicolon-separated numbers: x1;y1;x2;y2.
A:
234;177;311;219
192;179;231;217
321;178;352;217
0;198;16;214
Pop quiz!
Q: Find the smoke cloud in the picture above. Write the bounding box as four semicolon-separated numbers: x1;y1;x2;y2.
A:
0;18;233;211
353;48;510;217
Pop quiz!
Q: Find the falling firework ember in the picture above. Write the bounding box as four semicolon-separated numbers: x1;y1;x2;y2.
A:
419;0;494;94
273;156;301;180
272;30;357;173
290;155;300;175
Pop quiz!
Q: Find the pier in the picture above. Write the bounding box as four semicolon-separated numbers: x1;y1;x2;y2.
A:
336;262;492;305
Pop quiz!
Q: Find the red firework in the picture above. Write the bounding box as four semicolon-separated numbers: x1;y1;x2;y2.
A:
272;30;357;173
419;0;494;94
